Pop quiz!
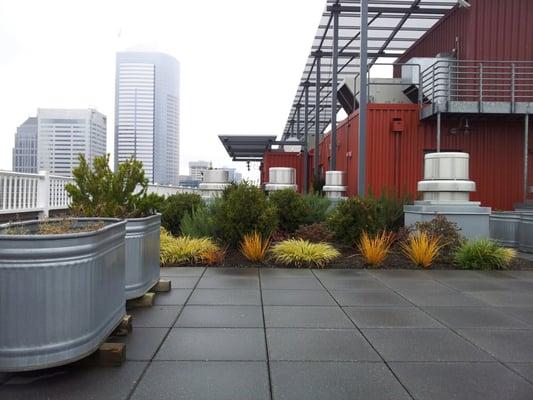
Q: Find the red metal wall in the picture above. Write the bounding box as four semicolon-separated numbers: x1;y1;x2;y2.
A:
261;151;306;192
396;0;533;64
313;104;532;210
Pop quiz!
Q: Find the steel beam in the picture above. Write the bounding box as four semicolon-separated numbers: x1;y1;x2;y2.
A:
525;114;530;203
436;112;442;152
330;2;340;171
314;52;322;184
327;6;451;15
358;0;369;197
304;82;310;194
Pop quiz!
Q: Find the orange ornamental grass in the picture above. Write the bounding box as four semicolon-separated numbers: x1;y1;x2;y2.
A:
240;231;270;262
400;231;444;268
357;231;395;266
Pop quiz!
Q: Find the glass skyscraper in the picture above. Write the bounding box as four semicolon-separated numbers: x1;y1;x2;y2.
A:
12;117;38;173
114;51;180;185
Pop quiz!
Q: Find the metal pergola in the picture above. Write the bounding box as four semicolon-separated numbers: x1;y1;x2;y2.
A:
219;135;279;162
282;0;469;195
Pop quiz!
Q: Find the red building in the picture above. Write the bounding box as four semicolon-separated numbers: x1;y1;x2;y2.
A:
260;0;532;211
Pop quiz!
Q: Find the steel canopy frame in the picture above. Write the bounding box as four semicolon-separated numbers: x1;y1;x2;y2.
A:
219;135;278;162
281;0;466;195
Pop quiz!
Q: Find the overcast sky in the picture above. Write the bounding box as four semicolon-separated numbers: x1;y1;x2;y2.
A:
0;0;331;181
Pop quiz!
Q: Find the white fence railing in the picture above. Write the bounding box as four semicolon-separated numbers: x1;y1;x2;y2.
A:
0;170;197;218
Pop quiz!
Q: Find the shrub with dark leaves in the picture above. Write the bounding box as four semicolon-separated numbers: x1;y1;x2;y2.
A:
295;223;334;243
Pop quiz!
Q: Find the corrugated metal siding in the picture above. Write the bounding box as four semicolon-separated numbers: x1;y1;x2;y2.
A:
397;0;533;66
314;104;529;210
262;151;306;192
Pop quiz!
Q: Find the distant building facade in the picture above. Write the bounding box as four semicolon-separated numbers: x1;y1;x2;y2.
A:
115;51;180;185
189;160;211;181
37;108;107;176
12;117;38;173
221;166;242;183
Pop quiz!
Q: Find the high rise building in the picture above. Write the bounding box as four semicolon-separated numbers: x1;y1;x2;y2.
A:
189;160;211;181
115;51;180;185
12;117;38;173
37;108;107;177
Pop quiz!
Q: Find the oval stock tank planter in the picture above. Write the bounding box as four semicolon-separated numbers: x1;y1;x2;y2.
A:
0;219;126;372
124;214;161;300
518;213;533;254
489;212;521;248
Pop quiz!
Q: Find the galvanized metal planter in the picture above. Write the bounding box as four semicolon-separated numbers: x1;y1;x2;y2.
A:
489;212;521;248
125;214;161;300
0;219;126;372
518;213;533;253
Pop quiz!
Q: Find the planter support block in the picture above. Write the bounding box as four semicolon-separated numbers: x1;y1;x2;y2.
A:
127;292;155;309
112;315;132;337
94;343;126;367
150;279;171;293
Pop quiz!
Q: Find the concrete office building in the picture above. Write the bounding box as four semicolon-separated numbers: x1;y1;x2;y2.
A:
189;160;211;181
37;108;107;177
12;117;38;173
115;51;180;185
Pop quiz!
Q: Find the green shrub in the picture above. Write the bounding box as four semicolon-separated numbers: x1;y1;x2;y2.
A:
270;239;340;268
66;154;149;218
326;197;380;245
374;190;410;233
268;189;310;233
294;222;334;243
180;205;216;238
161;193;204;235
302;194;332;225
212;182;278;247
454;239;516;270
135;193;166;217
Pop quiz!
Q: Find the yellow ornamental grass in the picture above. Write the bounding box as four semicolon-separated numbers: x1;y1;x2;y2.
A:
358;231;395;266
270;239;340;268
160;228;223;266
400;231;444;268
240;231;270;262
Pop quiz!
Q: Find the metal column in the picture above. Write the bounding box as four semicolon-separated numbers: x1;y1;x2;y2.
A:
525;114;530;203
357;0;368;197
436;112;442;152
330;3;340;171
303;83;310;194
314;52;322;184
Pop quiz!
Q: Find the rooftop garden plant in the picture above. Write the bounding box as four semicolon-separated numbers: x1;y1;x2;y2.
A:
268;189;310;233
159;229;223;266
212;181;278;247
294;222;334;243
270;239;340;268
240;231;270;262
162;193;204;235
454;239;516;270
358;231;395;267
400;231;443;268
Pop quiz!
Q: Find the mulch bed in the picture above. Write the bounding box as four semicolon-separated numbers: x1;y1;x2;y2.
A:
165;244;533;271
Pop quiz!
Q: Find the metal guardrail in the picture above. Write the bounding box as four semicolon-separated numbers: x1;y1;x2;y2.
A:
0;170;197;217
421;60;533;108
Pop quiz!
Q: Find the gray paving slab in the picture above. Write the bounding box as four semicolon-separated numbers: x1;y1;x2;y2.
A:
433;278;508;292
458;329;533;362
260;268;315;277
367;270;435;281
499;307;533;327
163;276;200;289
175;305;264;328
131;361;270;400
188;289;261;305
110;327;168;360
262;289;336;306
130;305;182;328
264;306;354;328
501;270;533;280
260;277;324;290
330;290;412;307
203;267;258;276
345;307;443;328
313;269;371;278
378;279;449;291
153;289;192;305
318;277;387;291
423;307;530;329
270;361;411;400
398;288;487;307
363;328;493;361
390;362;533;400
465;291;533;306
506;363;533;383
0;361;147;400
155;328;266;361
160;267;205;276
197;276;260;289
266;328;380;361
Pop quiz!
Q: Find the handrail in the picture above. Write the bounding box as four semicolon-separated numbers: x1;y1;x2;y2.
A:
420;59;533;107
